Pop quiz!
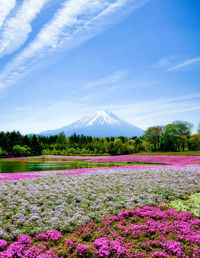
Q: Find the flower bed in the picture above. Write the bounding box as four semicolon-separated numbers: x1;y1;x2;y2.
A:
0;164;180;181
1;155;200;182
86;155;200;166
0;166;200;239
3;154;200;166
0;206;200;257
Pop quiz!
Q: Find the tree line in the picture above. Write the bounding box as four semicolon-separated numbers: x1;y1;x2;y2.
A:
0;121;200;157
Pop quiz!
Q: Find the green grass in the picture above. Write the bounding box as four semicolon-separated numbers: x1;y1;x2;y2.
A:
82;162;165;167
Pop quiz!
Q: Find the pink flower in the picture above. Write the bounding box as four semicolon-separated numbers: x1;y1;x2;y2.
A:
37;249;58;258
23;244;46;257
152;251;167;257
162;241;184;256
76;243;90;255
17;235;31;246
0;240;7;249
34;230;62;241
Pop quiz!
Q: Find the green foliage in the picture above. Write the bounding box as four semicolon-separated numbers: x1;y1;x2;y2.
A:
169;193;200;216
0;147;3;156
154;188;170;199
173;120;194;133
56;132;67;146
0;120;199;157
144;126;164;151
160;123;191;151
188;134;200;151
30;135;42;155
13;145;29;157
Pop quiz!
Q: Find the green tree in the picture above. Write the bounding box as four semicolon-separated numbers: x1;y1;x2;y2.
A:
144;126;164;151
56;132;67;148
133;137;144;153
0;147;3;156
173;120;194;134
30;135;41;155
107;141;115;155
23;135;30;146
142;140;153;152
13;145;28;156
174;123;191;151
113;138;123;155
188;134;200;151
160;123;191;151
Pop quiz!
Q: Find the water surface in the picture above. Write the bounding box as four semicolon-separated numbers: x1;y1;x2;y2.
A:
0;160;119;173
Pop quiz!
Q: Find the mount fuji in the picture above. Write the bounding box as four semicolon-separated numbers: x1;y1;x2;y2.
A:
39;111;144;137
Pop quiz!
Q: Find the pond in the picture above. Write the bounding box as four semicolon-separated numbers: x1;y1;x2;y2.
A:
0;157;165;174
0;159;120;173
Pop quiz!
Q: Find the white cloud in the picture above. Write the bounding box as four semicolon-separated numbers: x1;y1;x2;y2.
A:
151;56;200;72
0;0;16;29
132;105;200;121
139;92;200;106
112;93;200;128
168;56;200;71
85;69;130;88
120;92;200;112
51;93;200;123
0;0;50;57
0;0;148;90
81;92;200;126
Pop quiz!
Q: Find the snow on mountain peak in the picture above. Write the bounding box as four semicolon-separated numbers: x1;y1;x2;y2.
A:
39;110;144;137
79;110;121;126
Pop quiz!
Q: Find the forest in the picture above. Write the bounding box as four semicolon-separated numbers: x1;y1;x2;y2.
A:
0;121;200;157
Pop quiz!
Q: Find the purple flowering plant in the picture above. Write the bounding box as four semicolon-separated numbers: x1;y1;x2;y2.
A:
1;206;200;257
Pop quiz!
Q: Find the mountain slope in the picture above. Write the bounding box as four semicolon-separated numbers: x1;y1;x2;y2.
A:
39;111;144;137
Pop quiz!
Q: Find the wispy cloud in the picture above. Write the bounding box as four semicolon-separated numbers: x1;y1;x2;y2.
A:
114;93;200;127
85;69;130;88
56;93;200;122
0;0;16;29
84;92;200;123
0;0;50;57
151;55;200;72
151;57;172;69
130;104;200;131
0;0;148;90
141;92;200;106
168;56;200;71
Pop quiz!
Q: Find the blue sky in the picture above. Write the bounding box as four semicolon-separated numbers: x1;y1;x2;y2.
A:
0;0;199;134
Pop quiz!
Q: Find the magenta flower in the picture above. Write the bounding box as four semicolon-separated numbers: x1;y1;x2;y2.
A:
34;230;62;241
0;240;7;249
76;243;90;255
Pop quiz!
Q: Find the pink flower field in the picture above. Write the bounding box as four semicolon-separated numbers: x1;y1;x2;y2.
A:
0;155;200;257
4;154;200;166
1;206;200;257
86;155;200;166
1;155;200;181
0;164;183;181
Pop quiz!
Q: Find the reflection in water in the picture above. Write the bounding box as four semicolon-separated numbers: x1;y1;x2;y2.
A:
0;161;73;173
0;160;113;173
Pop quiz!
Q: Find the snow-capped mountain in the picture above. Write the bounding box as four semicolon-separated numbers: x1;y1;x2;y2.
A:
39;111;144;137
